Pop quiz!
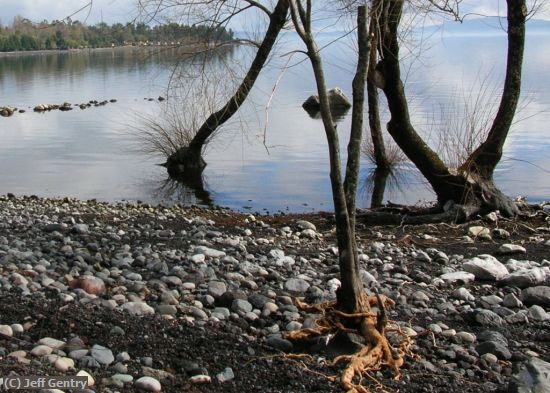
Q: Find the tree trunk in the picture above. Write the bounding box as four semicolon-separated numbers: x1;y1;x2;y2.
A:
344;5;369;232
289;1;366;313
376;0;525;218
165;0;289;175
367;0;390;172
370;166;390;208
463;1;526;178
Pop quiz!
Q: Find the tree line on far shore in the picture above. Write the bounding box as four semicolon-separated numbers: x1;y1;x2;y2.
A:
0;16;234;52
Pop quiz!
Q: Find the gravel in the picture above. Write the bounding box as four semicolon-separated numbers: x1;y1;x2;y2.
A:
0;195;549;393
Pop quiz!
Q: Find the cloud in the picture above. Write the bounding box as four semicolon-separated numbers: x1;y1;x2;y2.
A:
0;0;136;25
461;0;550;20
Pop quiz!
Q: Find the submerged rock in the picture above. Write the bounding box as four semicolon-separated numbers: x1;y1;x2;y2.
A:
0;107;15;117
302;87;352;112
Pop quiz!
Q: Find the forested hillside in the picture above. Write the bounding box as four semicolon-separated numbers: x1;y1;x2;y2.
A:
0;16;233;52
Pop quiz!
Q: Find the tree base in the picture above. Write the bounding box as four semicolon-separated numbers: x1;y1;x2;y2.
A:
163;147;206;177
359;177;520;225
285;294;412;393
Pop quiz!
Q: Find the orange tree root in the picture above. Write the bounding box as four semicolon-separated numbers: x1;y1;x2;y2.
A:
284;292;412;393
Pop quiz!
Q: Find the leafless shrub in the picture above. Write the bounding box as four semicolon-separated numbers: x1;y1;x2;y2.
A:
362;134;407;169
132;103;201;158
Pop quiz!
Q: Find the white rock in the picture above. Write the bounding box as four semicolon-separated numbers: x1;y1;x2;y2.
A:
269;249;285;259
296;220;316;231
121;302;155;316
439;271;476;284
300;229;317;238
54;357;75;371
498;244;527;255
189;375;211;384
190;254;205;263
73;223;89;234
468;226;491;240
451;287;475;301
38;337;65;349
194;246;225;258
10;324;24;334
76;370;95;387
359;270;378;287
207;281;227;297
112;374;134;383
69;349;89;360
456;331;476;344
528;305;550;321
0;325;13;337
284;278;310;292
12;272;29;286
134;376;162;392
481;353;498;364
31;345;53;357
463;255;509;281
501;267;547;288
216;367;235;383
91;344;114;365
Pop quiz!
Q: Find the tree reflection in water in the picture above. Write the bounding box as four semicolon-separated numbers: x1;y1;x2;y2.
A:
153;172;213;206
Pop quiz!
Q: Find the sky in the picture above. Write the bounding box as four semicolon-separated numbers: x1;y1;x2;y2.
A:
1;0;549;26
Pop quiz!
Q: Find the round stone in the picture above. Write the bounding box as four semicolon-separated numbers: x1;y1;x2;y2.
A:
54;357;75;371
0;325;13;337
76;370;95;387
91;344;114;365
134;376;161;392
31;345;53;357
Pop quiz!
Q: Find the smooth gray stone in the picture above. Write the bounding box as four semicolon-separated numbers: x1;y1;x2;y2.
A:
508;357;550;393
522;286;550;307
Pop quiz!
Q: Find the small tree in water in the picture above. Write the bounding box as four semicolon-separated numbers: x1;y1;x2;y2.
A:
372;0;528;221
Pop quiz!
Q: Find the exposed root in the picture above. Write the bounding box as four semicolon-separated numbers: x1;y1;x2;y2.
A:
285;292;413;393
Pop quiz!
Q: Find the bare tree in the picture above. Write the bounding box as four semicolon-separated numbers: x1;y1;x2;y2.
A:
284;3;410;392
372;0;527;221
136;0;290;176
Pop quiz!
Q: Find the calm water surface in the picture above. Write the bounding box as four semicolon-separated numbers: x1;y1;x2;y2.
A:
0;30;549;212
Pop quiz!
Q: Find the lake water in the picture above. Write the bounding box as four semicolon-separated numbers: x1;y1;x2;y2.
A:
1;29;549;212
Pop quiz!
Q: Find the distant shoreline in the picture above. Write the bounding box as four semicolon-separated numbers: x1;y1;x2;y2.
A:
0;43;216;58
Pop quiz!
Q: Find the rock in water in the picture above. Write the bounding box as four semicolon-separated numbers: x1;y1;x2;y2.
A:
327;87;351;108
302;87;351;111
302;95;320;110
508;357;550;393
